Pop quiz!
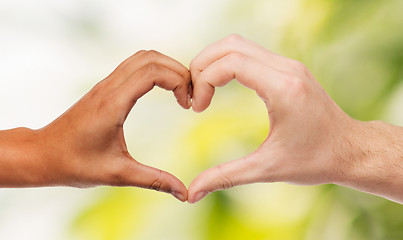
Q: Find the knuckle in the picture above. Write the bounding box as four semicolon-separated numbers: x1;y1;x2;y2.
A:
283;73;308;97
91;78;108;91
88;83;104;99
224;33;244;44
132;50;147;58
135;50;147;55
219;176;234;190
97;91;119;115
216;165;234;190
148;180;163;191
148;170;163;192
288;59;308;74
143;50;161;60
123;50;147;67
142;62;162;78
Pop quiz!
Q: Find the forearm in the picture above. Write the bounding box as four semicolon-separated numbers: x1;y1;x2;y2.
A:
0;127;49;187
336;120;403;203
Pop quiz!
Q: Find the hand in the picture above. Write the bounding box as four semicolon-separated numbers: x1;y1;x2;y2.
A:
15;50;190;201
187;34;360;203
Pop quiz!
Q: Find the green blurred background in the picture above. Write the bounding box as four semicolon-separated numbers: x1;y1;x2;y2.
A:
0;0;402;239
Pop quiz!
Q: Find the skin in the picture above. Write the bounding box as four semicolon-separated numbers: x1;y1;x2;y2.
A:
0;50;191;202
1;35;402;205
187;34;403;204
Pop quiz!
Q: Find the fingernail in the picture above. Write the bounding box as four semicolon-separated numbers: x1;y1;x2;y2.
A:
173;191;185;202
193;191;207;203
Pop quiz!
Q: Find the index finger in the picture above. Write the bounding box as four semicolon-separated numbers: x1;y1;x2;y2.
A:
112;50;190;83
190;34;289;80
191;52;286;112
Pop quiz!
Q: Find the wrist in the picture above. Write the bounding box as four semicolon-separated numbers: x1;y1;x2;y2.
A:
34;126;77;187
334;120;403;202
0;127;49;187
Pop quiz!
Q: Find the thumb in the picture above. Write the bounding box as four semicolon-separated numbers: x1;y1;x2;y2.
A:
187;150;268;203
110;159;188;202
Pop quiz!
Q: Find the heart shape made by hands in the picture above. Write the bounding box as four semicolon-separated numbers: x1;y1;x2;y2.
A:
42;35;348;204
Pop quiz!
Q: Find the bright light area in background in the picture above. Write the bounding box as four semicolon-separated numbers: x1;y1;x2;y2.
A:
1;0;402;239
0;1;228;239
0;0;229;130
0;1;295;239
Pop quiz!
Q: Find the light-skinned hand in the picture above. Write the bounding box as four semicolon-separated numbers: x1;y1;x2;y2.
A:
187;34;403;204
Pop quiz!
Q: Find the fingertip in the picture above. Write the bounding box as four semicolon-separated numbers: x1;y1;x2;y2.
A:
183;105;191;110
187;157;257;203
187;175;207;203
191;81;214;113
188;191;208;204
191;105;204;113
166;175;188;202
174;86;191;110
177;96;191;110
172;190;187;202
191;98;208;113
179;100;191;110
132;163;188;201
